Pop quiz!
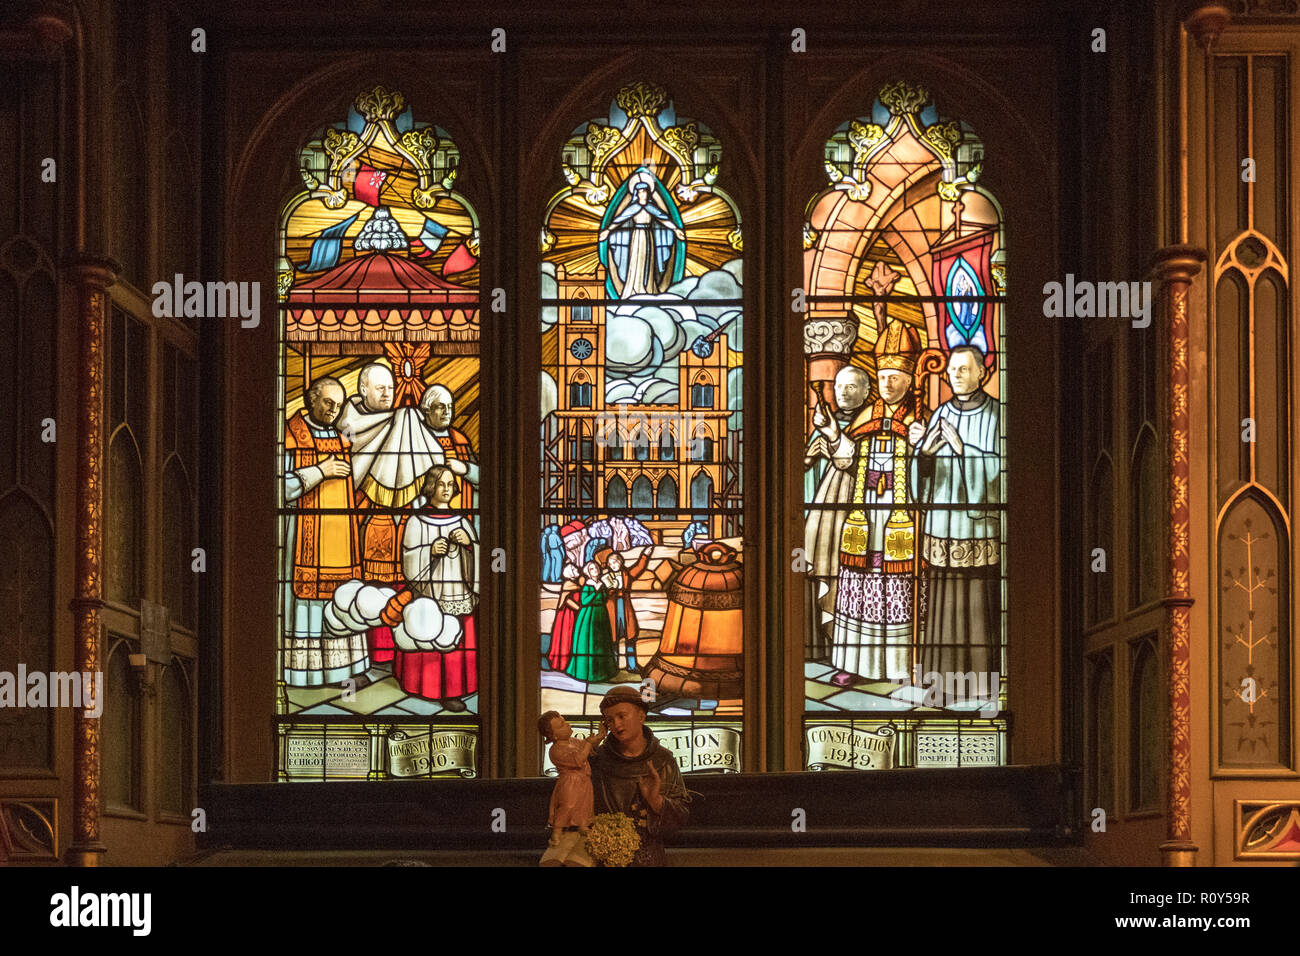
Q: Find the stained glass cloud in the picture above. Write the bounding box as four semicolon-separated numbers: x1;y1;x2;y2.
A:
276;87;484;780
539;82;746;776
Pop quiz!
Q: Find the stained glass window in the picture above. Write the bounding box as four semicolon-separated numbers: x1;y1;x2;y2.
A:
277;88;482;780
800;83;1007;770
540;82;745;774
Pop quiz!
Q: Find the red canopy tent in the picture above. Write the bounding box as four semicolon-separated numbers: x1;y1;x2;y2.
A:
287;252;478;346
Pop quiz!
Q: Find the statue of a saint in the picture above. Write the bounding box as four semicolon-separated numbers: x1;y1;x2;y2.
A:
589;685;691;866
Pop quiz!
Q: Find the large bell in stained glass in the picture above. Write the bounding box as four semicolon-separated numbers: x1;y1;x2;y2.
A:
644;542;743;700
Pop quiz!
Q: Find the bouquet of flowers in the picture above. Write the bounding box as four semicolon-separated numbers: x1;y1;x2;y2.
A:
584;813;641;867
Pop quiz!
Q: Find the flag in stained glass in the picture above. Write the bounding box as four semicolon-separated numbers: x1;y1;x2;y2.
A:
276;87;483;780
800;83;1008;770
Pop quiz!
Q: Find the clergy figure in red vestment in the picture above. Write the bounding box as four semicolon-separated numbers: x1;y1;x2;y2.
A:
340;362;403;664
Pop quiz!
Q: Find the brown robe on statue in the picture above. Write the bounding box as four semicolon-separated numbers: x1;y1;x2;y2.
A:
590;727;690;867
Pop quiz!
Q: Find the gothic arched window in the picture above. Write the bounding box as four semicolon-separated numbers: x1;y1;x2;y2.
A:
691;372;715;408
800;83;1006;770
1089;456;1116;624
539;82;746;774
569;371;593;408
1087;651;1115;817
657;474;678;508
1130;636;1162;811
607;476;628;509
277;87;483;779
159;660;194;816
659;423;676;461
692;424;714;462
104;638;141;810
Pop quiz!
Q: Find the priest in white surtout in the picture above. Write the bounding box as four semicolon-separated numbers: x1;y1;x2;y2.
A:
912;345;1003;678
336;362;448;664
338;363;448;511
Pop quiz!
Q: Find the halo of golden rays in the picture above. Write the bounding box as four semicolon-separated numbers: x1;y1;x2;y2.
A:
544;117;740;282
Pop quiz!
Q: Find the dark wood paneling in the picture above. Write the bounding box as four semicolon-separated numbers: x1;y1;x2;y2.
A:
200;764;1075;850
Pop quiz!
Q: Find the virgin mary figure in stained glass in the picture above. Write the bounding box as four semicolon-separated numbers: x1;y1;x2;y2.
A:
598;167;685;298
944;257;989;353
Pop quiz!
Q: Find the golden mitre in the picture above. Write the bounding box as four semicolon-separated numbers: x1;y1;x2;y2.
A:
873;317;922;375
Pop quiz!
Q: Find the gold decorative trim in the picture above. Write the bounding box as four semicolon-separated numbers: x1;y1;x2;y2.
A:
616;81;668;119
848;120;886;166
585;124;625;176
399;127;437;170
1212;229;1289;283
661;123;700;168
323;127;360;167
1235;800;1300;859
922;121;962;161
546;81;732;237
879;81;931;116
1152;244;1206;866
69;257;116;867
665;584;744;611
355;85;406;123
309;87;447;212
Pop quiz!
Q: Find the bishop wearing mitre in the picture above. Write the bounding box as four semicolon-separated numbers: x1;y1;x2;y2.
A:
816;295;929;686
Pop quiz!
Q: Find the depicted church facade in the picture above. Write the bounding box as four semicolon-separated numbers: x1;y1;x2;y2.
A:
544;262;739;542
0;0;1298;869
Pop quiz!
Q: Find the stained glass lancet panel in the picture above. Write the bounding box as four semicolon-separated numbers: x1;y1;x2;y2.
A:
800;83;1007;770
277;88;482;780
539;83;745;775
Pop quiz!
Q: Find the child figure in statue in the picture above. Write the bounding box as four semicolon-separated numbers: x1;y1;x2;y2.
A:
539;710;608;867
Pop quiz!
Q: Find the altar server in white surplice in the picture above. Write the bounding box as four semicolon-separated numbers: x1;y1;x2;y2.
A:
912;346;1003;678
394;465;479;707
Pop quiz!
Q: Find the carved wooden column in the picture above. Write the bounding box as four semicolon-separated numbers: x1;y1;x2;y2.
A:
1152;245;1205;868
66;256;117;867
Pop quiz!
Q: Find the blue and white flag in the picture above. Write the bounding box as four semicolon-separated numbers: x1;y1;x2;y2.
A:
303;213;359;272
413;217;449;259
